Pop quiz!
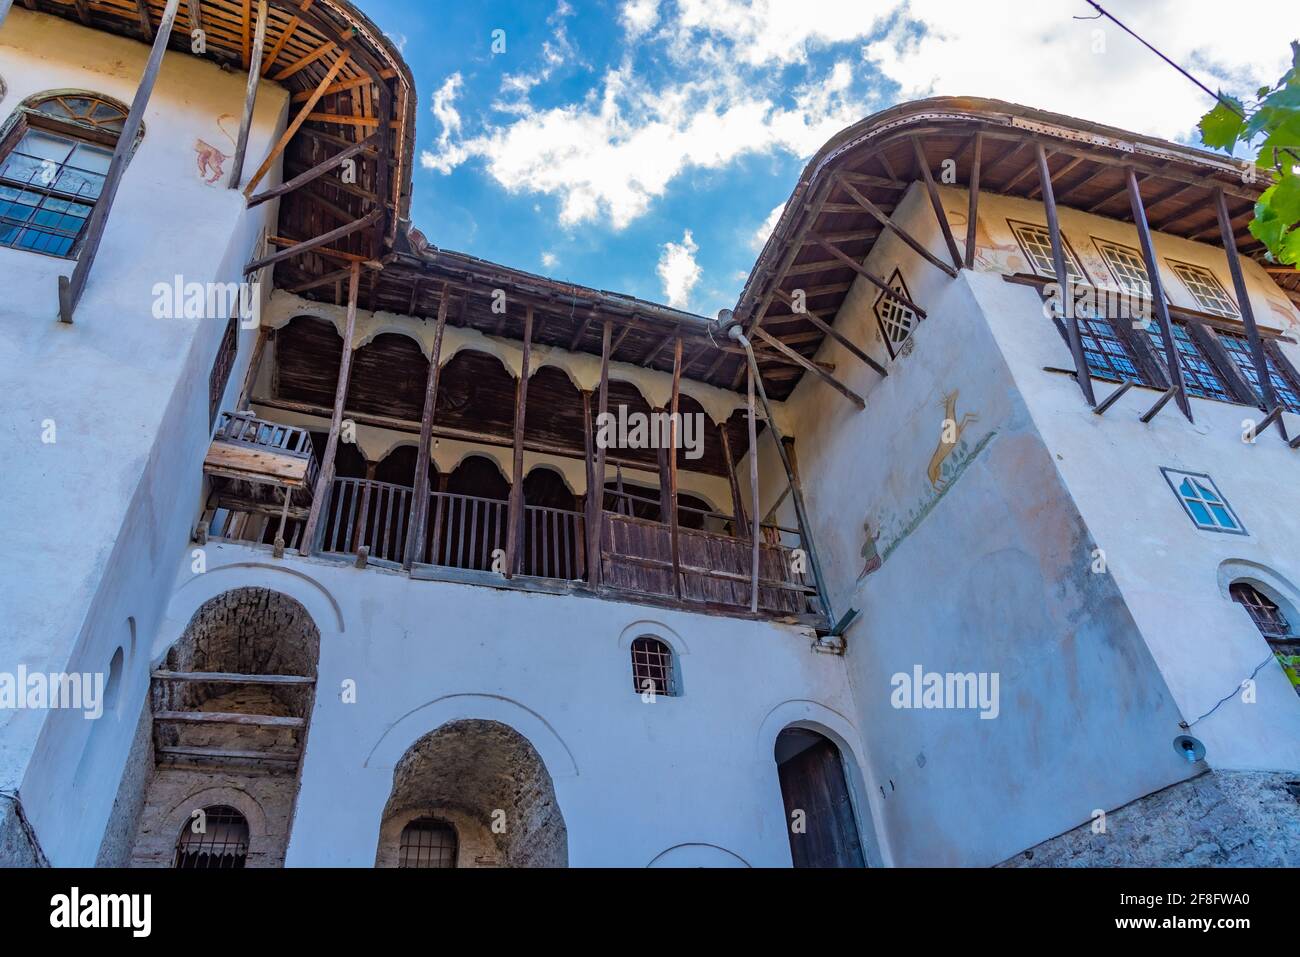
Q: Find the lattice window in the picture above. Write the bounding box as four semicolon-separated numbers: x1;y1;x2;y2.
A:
631;636;677;697
1095;239;1155;299
173;805;249;869
1145;322;1232;401
1217;333;1300;413
1009;221;1090;286
209;316;239;427
1162;469;1245;534
1230;583;1300;695
872;268;916;359
398;818;458;868
1168;260;1238;317
1077;314;1145;383
0;93;132;258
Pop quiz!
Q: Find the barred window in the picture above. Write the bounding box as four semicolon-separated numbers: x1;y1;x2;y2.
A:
1168;260;1238;317
872;268;916;359
1161;469;1245;534
1095;239;1155;299
1217;333;1300;413
1230;583;1300;696
398;818;458;868
0;93;135;258
631;636;677;697
173;805;249;869
1145;322;1232;401
1009;221;1090;286
209;316;238;427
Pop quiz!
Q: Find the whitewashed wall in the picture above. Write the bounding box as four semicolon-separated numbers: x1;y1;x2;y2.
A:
0;9;288;864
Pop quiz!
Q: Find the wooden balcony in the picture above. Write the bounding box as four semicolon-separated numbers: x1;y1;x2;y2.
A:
204;412;318;491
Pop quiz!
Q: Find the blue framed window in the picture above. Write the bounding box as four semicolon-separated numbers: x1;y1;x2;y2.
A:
1160;468;1246;534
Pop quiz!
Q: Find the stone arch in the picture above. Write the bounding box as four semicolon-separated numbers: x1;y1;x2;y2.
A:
647;843;751;868
156;785;273;868
376;719;568;868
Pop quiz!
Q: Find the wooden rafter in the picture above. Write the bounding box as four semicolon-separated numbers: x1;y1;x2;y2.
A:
809;236;927;318
751;327;864;409
836;175;957;278
910;136;963;269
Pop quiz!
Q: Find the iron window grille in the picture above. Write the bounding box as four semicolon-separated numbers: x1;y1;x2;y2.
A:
1160;468;1246;534
1217;333;1300;414
872;268;916;359
1145;322;1233;401
0;94;133;258
398;818;458;868
1167;260;1239;318
172;805;249;869
631;636;677;697
1230;583;1300;696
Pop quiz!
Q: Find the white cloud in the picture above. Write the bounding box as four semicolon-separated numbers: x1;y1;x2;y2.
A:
541;251;559;269
751;202;785;252
420;74;467;174
620;0;661;37
657;230;702;308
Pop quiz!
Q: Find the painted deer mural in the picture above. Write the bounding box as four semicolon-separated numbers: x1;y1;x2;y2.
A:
927;390;978;491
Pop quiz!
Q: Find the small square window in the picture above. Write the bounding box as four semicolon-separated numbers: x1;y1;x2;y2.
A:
1009;221;1090;287
1160;468;1246;535
1095;239;1157;300
1167;260;1238;318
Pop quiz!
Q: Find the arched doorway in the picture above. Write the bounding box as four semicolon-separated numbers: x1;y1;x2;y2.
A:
376;719;568;868
774;727;865;868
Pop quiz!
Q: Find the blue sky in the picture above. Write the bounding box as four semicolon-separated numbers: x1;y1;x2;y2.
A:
357;0;1291;319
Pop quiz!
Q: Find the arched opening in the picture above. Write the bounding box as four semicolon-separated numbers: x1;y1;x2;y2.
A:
774;728;865;868
172;805;249;870
398;817;458;868
346;333;428;421
376;719;568;868
131;588;320;868
1230;580;1300;694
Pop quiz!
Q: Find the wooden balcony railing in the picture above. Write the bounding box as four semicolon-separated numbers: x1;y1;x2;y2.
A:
205;411;319;491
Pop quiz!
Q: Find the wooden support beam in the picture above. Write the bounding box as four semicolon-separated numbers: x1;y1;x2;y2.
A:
751;327;864;409
1026;155;1085;199
152;671;315;685
568;312;594;351
1139;385;1178;423
57;0;181;324
719;425;748;541
72;0;91;24
588;320;613;587
504;306;535;577
243;208;380;275
134;0;154;41
746;360;760;613
298;263;360;555
772;289;887;377
243;51;351;198
404;285;449;568
739;337;834;623
668;337;683;599
1128;168;1191;421
185;0;203;36
228;0;268;189
810;236;928;318
234;324;270;411
247;132;378;207
1036;142;1096;407
965;131;982;270
836;176;957;278
911;136;963;270
1216;188;1282;433
1092;380;1133;415
154;711;304;729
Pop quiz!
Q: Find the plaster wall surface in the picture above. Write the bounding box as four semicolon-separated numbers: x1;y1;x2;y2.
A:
0;10;288;864
145;541;877;868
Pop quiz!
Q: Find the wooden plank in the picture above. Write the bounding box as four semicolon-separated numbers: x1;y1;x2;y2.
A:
152;671;315;685
836;176;957;277
1037;142;1096;407
1216;188;1280;426
57;0;181;324
299;263;361;555
153;711;305;729
504;306;535;576
134;0;154;41
243;50;351;197
228;0;269;189
156;746;300;764
588;320;612;587
810;237;927;318
911;136;963;269
203;442;309;485
718;425;748;541
751;327;864;409
243;208;380;274
965;131;982;269
746;357;760;613
248;133;377;207
1128;167;1191;420
771;289;886;377
234;324;269;411
668;337;683;599
404;285;449;568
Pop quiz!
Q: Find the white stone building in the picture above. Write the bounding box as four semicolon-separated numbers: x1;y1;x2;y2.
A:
0;3;1296;868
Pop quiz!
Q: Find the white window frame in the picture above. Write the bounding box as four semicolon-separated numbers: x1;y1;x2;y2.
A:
1160;468;1247;535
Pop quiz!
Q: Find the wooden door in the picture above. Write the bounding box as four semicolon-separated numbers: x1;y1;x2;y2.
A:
778;738;865;868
